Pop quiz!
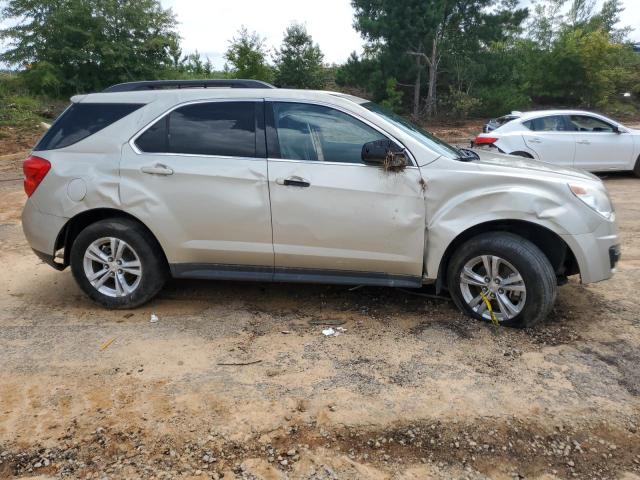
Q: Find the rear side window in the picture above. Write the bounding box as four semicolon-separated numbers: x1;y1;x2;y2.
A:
34;103;143;151
522;115;572;132
135;102;257;157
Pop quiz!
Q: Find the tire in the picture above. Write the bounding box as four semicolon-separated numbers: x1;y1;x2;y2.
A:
70;218;167;309
633;155;640;178
446;232;557;328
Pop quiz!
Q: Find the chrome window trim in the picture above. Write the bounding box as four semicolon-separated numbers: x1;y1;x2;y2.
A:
267;157;419;170
128;98;263;157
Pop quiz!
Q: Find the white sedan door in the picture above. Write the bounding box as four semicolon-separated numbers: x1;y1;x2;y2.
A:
521;115;575;167
266;101;426;286
568;115;634;171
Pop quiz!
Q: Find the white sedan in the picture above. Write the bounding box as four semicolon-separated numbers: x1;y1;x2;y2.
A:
473;110;640;176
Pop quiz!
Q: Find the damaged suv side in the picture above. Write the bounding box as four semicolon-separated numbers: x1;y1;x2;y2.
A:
22;80;620;328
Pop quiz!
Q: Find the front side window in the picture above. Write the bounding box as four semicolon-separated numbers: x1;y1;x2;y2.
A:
271;102;387;163
569;115;615;133
136;101;256;157
522;115;570;132
35;103;143;151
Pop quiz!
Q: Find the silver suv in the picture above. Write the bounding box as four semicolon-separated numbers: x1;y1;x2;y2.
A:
22;80;620;328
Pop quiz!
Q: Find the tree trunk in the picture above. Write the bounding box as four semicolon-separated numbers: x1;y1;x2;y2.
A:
425;38;438;118
412;54;422;118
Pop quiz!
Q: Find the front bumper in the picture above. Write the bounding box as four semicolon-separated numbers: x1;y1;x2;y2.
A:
562;220;620;284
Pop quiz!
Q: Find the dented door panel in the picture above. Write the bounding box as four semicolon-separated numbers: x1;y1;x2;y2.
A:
268;160;426;277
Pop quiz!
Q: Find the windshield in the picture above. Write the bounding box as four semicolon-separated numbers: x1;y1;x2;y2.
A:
361;101;461;160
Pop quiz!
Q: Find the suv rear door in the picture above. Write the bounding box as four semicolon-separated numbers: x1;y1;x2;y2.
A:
265;101;425;286
120;100;274;279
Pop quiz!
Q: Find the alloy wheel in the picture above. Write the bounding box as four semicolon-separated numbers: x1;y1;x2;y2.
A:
82;237;142;297
459;255;526;322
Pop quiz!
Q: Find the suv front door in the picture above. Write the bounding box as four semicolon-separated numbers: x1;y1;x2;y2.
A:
265;101;425;286
121;100;274;279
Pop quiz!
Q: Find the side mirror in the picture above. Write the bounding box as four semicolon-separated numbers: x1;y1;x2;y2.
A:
361;139;407;170
612;125;622;134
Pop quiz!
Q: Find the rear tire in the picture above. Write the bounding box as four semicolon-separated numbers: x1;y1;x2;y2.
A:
446;232;557;328
70;218;167;309
633;155;640;178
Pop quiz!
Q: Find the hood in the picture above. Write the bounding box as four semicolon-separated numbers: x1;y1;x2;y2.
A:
473;150;598;182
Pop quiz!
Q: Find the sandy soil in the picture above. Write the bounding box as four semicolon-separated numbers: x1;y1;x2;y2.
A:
0;132;639;479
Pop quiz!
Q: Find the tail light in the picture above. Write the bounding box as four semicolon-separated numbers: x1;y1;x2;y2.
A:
23;155;51;197
474;136;498;146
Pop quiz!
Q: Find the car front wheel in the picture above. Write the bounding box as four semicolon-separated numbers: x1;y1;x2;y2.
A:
447;232;557;328
70;218;167;308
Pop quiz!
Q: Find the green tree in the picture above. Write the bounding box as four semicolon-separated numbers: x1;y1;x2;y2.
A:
352;0;527;118
224;26;273;82
0;0;179;95
380;78;404;112
273;23;325;89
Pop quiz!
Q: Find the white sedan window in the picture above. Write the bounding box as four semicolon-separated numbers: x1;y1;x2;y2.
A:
522;115;568;132
569;115;615;133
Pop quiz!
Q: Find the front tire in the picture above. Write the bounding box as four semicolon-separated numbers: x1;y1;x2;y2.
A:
70;218;167;308
447;232;557;328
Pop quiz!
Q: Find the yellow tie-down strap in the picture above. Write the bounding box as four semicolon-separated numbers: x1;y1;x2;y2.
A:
480;292;500;327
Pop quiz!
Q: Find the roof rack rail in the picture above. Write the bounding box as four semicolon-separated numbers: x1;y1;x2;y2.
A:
103;79;276;93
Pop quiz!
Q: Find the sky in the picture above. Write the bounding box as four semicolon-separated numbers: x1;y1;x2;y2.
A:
1;0;638;68
162;0;640;69
160;0;366;68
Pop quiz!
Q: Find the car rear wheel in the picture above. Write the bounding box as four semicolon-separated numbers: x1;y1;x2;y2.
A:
447;232;557;328
633;155;640;178
70;218;167;308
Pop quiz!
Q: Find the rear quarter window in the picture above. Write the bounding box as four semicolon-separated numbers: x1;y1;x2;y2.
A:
34;103;143;151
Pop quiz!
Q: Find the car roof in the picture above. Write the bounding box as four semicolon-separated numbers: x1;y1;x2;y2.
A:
515;109;609;120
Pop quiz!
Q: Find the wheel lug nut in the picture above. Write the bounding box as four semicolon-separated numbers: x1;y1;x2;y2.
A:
118;269;123;274
499;288;504;294
484;277;490;283
108;257;113;262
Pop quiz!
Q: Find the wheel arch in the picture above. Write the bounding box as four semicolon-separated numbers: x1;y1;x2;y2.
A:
435;219;579;292
54;208;168;269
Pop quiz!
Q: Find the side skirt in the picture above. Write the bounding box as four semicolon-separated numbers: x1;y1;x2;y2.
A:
170;263;422;288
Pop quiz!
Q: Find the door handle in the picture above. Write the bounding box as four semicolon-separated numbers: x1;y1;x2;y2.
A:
528;138;542;144
276;176;311;188
140;164;174;176
577;140;591;145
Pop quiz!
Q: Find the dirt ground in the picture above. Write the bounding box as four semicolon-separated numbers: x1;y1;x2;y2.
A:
0;124;639;480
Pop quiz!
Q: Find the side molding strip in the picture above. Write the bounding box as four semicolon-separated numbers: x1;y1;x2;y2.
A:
170;263;422;288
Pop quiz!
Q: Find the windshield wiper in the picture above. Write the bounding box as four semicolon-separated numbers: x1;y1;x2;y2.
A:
454;147;480;162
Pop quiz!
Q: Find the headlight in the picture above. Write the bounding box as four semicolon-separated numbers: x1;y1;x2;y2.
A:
568;183;614;219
